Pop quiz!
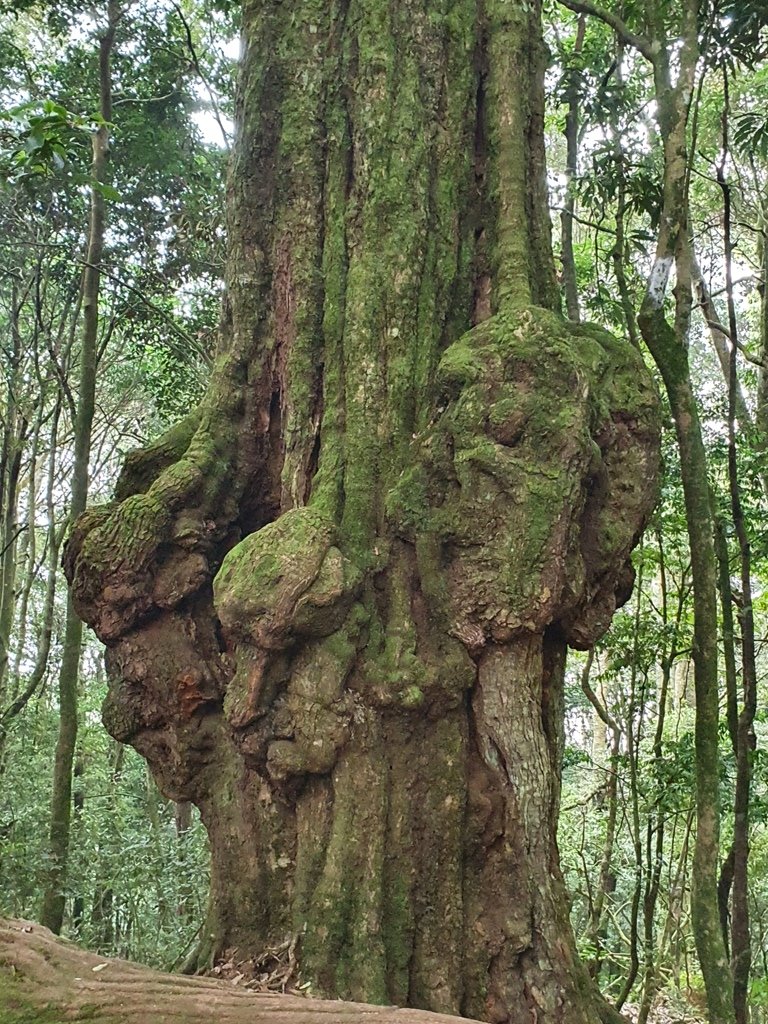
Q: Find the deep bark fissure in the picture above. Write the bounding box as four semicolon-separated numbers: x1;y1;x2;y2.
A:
66;3;660;1021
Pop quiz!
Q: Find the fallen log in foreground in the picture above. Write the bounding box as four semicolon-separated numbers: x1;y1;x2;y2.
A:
0;920;484;1024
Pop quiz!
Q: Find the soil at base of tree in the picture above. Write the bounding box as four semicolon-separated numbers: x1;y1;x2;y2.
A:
0;918;489;1024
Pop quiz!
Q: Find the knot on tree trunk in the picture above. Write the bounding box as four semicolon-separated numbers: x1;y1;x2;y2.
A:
213;507;362;729
387;305;660;653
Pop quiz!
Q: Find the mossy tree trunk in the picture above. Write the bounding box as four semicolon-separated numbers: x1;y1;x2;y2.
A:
633;2;734;1019
66;2;660;1021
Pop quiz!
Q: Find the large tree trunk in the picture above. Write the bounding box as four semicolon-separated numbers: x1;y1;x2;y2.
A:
65;2;660;1021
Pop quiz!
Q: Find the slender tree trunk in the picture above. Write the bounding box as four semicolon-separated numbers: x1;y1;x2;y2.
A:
72;754;86;935
617;569;645;1011
608;41;640;351
659;806;695;982
755;196;768;442
718;95;757;1024
66;2;660;1019
694;263;752;431
0;438;21;701
637;541;682;1024
40;1;120;934
0;287;26;703
0;398;63;771
556;2;730;1011
638;316;731;1021
174;800;195;923
90;740;124;951
8;408;41;701
145;764;171;926
560;14;585;321
715;504;738;962
578;652;621;983
634;6;733;1019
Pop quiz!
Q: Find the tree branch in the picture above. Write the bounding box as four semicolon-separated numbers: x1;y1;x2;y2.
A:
555;0;655;63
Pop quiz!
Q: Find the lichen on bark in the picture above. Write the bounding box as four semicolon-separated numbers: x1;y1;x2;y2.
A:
64;2;661;1022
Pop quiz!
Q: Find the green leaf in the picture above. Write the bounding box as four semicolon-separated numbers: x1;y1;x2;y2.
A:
732;111;768;160
23;128;45;153
93;181;122;201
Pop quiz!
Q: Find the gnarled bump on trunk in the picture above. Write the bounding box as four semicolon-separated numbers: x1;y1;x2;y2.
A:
65;2;661;1022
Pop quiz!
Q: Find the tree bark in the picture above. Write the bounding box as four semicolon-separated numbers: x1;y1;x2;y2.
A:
632;1;733;1018
719;101;757;1024
560;14;585;322
0;397;62;771
66;2;660;1020
0;283;26;704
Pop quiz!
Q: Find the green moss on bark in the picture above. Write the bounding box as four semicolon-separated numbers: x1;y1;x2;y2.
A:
65;2;662;1020
388;305;659;649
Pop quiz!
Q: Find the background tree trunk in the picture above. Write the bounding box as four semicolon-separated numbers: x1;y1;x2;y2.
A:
634;2;733;1016
40;0;121;934
65;1;660;1021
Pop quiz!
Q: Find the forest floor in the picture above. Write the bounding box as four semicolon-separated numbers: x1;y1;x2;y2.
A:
623;999;706;1024
0;919;706;1024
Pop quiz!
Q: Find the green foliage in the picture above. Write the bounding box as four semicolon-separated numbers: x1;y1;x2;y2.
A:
732;111;768;160
0;0;231;970
0;98;96;182
0;700;210;967
707;0;768;68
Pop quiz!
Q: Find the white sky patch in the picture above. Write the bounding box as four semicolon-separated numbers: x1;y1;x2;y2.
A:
190;36;239;148
223;35;242;60
191;106;233;147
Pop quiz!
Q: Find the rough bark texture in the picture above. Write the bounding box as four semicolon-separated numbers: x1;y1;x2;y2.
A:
65;3;660;1022
0;918;484;1024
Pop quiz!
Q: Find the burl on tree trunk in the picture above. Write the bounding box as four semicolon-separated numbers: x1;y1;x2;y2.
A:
65;1;660;1022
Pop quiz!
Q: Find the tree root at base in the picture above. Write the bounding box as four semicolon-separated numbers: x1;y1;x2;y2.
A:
0;919;489;1024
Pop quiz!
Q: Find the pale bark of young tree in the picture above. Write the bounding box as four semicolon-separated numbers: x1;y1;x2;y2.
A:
637;41;734;1024
66;2;660;1019
637;537;684;1024
607;41;641;352
659;806;695;978
757;196;768;442
580;656;621;983
40;0;121;934
0;440;21;701
90;738;124;951
8;411;41;701
617;570;646;1011
694;265;752;428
